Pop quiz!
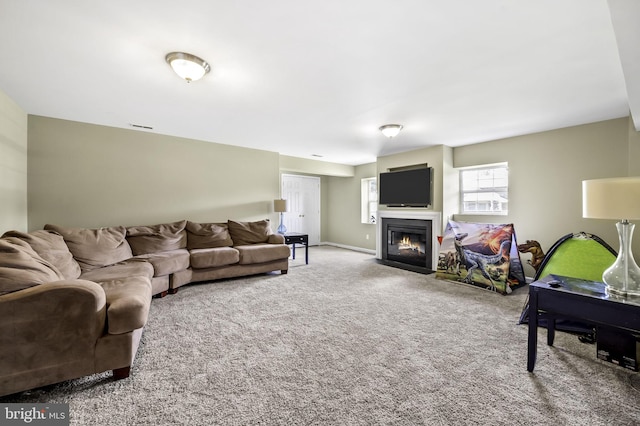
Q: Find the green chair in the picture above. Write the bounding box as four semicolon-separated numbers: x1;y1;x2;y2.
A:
519;232;617;335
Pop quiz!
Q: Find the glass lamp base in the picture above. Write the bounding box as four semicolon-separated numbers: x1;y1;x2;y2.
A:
603;221;640;297
277;213;287;235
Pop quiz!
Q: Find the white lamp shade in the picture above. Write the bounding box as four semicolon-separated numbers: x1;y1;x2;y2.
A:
582;177;640;220
274;199;288;213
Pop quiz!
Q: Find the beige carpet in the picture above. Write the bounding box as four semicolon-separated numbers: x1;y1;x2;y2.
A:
2;246;640;425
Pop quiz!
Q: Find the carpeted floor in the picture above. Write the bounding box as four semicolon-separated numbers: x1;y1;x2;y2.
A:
3;246;640;425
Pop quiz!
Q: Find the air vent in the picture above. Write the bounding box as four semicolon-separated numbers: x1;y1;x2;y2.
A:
130;123;153;130
311;154;324;158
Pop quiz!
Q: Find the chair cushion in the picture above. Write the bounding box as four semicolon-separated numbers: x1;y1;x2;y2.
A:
2;230;81;280
190;247;240;269
235;244;291;265
228;220;273;246
126;220;187;255
186;221;233;249
0;237;64;295
44;224;133;272
133;249;190;277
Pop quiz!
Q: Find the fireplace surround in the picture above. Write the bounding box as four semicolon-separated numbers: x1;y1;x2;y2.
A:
376;211;442;274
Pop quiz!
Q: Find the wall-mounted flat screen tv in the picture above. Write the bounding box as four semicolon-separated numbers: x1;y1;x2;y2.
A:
379;167;433;207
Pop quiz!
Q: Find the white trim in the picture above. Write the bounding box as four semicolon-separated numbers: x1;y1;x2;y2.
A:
320;242;376;255
376;211;442;270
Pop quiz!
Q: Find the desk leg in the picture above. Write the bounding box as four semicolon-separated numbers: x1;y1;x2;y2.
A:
547;315;555;346
527;291;538;372
292;244;296;260
305;243;308;264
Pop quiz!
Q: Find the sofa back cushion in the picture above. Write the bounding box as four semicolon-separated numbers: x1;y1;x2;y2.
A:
44;224;133;272
186;221;233;249
126;220;187;255
227;220;273;246
2;230;81;280
0;237;64;295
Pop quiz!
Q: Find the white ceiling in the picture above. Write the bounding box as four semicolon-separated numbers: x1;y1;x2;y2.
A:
0;1;634;166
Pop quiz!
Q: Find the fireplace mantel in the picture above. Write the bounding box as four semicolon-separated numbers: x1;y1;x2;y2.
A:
376;210;442;271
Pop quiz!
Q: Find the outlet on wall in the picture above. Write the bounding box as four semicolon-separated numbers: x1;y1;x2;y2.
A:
366;234;369;240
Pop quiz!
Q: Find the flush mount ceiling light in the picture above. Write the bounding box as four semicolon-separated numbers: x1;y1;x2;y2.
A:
379;124;403;138
165;52;211;82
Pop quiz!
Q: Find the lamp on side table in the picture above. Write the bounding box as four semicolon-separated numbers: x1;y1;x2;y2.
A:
274;199;288;235
582;177;640;296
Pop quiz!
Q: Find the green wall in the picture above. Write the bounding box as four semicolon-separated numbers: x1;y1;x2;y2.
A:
323;117;637;276
27;116;281;230
0;91;27;234
453;118;630;272
325;162;377;251
4;87;640;269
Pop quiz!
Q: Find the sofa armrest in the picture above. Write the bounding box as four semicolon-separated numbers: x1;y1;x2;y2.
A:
99;277;152;334
0;279;107;331
0;280;107;381
268;234;285;244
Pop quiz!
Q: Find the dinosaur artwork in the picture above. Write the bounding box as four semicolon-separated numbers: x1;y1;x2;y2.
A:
436;221;526;295
454;233;512;293
517;240;545;272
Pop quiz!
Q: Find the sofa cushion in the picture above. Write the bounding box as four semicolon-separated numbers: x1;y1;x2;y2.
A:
228;220;273;246
133;249;190;277
2;230;81;280
126;220;187;255
44;224;133;272
99;276;152;335
235;243;291;265
268;234;286;244
0;237;64;295
186;221;233;249
190;247;240;269
79;259;154;283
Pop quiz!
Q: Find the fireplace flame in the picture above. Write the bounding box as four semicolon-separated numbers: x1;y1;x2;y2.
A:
399;236;424;253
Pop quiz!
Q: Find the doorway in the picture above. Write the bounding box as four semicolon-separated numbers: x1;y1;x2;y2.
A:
281;174;321;245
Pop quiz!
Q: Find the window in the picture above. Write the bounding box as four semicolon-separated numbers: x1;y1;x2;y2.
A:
361;177;377;224
460;164;508;214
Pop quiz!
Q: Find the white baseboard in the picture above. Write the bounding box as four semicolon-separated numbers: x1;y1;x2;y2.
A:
319;242;376;255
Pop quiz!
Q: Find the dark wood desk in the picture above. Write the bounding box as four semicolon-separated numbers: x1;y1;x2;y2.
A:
284;233;309;264
527;275;640;372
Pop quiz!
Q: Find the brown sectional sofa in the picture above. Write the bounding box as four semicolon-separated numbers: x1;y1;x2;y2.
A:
0;219;289;397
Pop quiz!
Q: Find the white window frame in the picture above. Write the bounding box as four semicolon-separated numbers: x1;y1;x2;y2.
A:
361;177;377;224
459;163;508;215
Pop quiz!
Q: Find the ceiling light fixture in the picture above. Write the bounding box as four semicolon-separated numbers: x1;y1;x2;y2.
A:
379;124;403;138
165;52;211;82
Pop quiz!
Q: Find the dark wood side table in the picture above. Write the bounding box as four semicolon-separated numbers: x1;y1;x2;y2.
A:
284;233;309;264
527;274;640;372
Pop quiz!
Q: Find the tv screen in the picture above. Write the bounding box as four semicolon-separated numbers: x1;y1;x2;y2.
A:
379;168;433;207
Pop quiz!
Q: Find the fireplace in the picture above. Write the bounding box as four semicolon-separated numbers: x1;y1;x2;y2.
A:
381;218;433;274
376;211;441;275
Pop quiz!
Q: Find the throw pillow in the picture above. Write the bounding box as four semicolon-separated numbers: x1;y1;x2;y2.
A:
186;221;233;249
227;220;273;246
0;237;64;295
44;224;133;272
126;220;187;255
2;230;82;280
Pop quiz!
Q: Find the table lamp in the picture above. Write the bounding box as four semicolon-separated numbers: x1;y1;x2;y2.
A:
582;177;640;296
273;199;288;234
